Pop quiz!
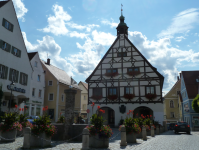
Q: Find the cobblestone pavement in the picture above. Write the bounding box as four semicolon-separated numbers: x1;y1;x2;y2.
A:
0;129;199;150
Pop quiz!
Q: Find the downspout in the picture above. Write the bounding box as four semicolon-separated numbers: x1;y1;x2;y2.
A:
56;81;59;122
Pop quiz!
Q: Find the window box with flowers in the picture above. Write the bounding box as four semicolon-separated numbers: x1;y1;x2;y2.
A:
87;103;113;148
145;86;156;100
0;106;22;142
91;88;103;100
145;93;157;100
105;69;119;77
108;88;118;100
127;67;140;76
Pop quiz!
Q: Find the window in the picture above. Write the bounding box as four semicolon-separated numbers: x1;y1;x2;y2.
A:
37;75;40;82
31;104;35;116
117;52;127;57
170;112;175;118
125;87;134;94
0;40;11;52
35;61;37;67
84;95;86;100
61;94;64;102
182;91;186;98
0;64;8;79
49;94;54;101
83;104;87;110
39;90;42;98
93;88;102;96
108;87;117;96
36;106;41;116
106;68;118;74
32;88;35;97
9;68;19;83
127;67;139;72
146;86;155;94
170;100;174;108
20;73;28;85
2;18;14;32
11;47;21;57
48;81;52;86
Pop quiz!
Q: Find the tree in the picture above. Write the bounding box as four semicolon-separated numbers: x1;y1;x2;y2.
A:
192;94;199;113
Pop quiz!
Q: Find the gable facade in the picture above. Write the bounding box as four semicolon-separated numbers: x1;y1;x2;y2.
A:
0;0;33;113
86;13;164;126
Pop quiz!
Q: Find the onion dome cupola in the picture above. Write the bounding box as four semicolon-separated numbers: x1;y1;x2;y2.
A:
116;9;129;36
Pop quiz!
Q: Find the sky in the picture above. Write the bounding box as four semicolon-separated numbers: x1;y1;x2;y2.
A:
7;0;199;94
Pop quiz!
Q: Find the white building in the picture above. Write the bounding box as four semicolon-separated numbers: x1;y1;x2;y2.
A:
86;12;164;126
0;0;32;113
27;52;45;116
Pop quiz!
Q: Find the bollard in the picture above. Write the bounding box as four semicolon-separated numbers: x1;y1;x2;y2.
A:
151;126;155;137
142;126;147;141
156;127;159;135
120;125;127;146
82;128;89;150
23;127;31;149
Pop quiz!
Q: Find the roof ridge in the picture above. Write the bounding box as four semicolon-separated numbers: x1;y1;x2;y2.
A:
41;59;67;72
164;79;181;97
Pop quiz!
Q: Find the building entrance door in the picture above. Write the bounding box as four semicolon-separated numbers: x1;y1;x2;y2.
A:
108;109;115;125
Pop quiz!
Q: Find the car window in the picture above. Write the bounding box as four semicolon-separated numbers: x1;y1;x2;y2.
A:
178;122;187;125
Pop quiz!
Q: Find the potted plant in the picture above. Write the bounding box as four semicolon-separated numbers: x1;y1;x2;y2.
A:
0;108;22;142
30;106;56;147
120;110;141;143
56;115;65;123
87;104;113;148
145;93;157;100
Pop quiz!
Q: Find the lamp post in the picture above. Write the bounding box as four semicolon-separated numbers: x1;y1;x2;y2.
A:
9;81;15;111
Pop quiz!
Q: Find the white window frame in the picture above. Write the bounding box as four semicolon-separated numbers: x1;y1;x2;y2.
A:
35;61;37;67
170;100;174;108
37;75;40;82
38;90;42;98
48;81;53;86
48;93;54;101
170;112;175;118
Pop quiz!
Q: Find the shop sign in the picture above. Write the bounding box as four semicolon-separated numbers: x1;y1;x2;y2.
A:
32;100;42;104
7;85;25;93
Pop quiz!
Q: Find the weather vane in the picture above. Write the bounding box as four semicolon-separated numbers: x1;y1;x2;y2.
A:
121;4;123;15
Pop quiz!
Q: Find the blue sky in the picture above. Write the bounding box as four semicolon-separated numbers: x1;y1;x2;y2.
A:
10;0;199;94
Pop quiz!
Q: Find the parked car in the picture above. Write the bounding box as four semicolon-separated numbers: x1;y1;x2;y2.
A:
174;122;190;134
169;123;176;130
27;116;39;125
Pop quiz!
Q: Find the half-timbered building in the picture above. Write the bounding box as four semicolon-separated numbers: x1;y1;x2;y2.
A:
86;12;164;126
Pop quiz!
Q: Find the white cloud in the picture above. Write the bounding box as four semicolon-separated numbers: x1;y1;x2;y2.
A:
176;45;179;48
128;31;198;90
175;36;186;42
12;0;28;22
158;8;199;38
92;30;116;46
66;22;99;32
69;31;88;39
101;19;118;28
39;4;72;35
193;40;198;44
22;32;74;76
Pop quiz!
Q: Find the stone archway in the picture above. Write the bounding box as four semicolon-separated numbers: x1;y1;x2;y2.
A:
100;107;115;127
133;106;153;118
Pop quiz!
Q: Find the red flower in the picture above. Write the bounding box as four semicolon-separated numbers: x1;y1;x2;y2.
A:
127;112;129;115
45;106;48;110
136;113;138;116
42;107;46;111
97;106;100;109
19;108;21;111
91;102;95;107
22;108;24;111
102;110;105;113
15;105;18;108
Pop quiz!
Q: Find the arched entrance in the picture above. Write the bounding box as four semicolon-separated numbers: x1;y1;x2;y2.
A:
133;106;153;118
100;107;115;127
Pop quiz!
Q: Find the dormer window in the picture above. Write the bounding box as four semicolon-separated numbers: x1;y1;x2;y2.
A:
117;52;127;57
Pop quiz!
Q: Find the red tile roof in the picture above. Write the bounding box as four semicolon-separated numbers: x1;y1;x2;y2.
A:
80;81;88;90
182;71;199;99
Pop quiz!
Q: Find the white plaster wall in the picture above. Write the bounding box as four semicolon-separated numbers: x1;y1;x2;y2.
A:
0;1;32;99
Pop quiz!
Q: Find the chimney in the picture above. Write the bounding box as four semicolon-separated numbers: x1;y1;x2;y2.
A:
47;58;50;65
177;76;179;81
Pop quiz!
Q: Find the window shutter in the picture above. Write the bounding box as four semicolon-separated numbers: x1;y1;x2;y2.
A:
15;70;19;83
4;66;8;79
2;18;5;27
18;50;21;57
19;72;22;84
6;43;11;52
0;40;3;49
9;68;12;81
10;24;14;32
11;47;14;55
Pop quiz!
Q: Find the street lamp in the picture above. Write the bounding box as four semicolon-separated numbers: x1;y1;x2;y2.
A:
9;81;15;111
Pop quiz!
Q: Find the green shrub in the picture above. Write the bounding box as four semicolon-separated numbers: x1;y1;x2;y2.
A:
192;94;199;113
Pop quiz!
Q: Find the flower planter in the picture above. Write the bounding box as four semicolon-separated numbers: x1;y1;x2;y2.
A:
147;131;151;136
126;133;136;143
89;134;109;148
105;72;119;77
136;132;142;138
123;94;135;100
30;132;51;147
127;71;140;76
145;94;157;100
107;95;118;100
0;129;17;142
